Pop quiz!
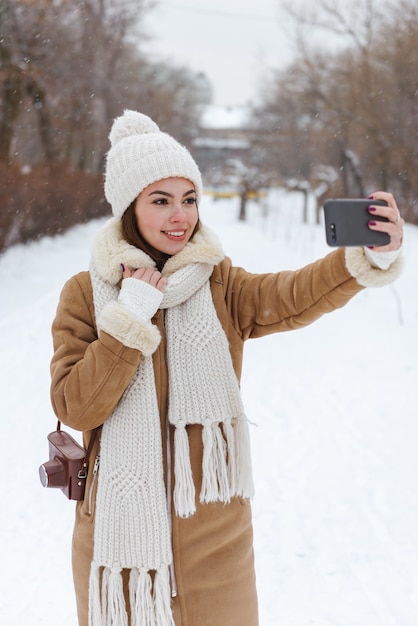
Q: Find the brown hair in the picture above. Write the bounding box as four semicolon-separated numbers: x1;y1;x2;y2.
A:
121;200;201;271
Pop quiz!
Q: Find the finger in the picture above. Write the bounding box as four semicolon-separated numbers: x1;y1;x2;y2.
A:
155;276;168;292
131;267;165;289
368;218;404;251
135;267;158;284
131;267;147;280
368;191;397;208
368;191;404;228
120;263;133;279
147;270;164;288
145;271;167;291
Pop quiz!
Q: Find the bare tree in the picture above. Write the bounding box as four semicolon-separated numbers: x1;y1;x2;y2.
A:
0;1;57;162
1;0;205;172
0;0;211;251
252;0;418;221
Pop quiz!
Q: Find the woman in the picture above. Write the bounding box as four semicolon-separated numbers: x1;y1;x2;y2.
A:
50;110;404;626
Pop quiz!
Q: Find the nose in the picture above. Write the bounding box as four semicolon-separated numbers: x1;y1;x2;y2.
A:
170;202;186;222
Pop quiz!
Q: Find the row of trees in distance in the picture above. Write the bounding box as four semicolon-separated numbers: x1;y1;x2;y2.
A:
0;0;417;252
0;0;210;250
250;0;418;223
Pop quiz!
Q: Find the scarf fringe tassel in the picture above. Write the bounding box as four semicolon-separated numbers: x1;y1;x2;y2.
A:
234;417;255;498
173;425;196;518
154;567;175;626
173;417;254;517
88;565;174;626
201;422;230;504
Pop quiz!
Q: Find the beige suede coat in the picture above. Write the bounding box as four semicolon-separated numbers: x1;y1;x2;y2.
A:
50;229;401;626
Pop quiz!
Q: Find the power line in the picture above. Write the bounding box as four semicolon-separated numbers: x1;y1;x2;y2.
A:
158;1;279;23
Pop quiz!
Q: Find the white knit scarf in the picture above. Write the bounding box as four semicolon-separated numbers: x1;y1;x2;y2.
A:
88;219;254;626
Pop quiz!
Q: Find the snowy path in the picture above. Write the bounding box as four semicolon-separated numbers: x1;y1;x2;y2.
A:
1;191;417;625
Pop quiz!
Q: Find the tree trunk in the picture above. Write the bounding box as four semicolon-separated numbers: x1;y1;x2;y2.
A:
0;69;23;163
239;191;247;221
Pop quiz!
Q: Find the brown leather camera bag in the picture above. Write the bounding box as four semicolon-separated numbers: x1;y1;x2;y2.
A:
39;421;98;500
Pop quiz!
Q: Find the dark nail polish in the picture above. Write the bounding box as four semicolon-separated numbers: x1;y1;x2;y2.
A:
368;205;376;211
368;220;377;226
120;263;125;272
368;195;374;199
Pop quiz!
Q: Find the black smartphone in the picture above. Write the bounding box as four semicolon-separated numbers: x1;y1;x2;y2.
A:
323;198;390;247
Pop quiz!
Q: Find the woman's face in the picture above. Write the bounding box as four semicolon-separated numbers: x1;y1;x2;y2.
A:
134;177;199;255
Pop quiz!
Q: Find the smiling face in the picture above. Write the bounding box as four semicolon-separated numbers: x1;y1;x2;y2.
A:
134;177;199;255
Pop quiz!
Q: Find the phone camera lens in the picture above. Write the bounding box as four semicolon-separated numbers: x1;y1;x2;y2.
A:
330;223;337;244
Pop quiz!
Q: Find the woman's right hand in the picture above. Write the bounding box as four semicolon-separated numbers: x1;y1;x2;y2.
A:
121;264;167;292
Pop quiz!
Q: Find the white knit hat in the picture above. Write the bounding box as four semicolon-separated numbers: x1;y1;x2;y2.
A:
104;110;203;220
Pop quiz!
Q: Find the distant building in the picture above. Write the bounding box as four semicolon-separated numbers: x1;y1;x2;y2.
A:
193;105;254;186
193;72;213;106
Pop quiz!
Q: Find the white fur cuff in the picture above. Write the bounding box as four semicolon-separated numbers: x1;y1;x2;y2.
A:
98;300;161;355
345;247;404;288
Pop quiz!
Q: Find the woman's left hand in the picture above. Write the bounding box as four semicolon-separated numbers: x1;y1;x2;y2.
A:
367;191;404;251
121;265;167;292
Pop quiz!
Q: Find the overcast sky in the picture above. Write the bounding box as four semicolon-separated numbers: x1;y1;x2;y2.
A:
142;0;303;106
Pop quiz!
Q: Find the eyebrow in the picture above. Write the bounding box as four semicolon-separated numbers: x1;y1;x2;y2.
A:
148;188;196;198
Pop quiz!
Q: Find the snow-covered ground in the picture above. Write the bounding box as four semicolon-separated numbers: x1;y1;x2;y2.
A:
1;190;417;625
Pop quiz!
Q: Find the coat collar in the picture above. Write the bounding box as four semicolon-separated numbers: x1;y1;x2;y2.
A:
91;217;225;285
